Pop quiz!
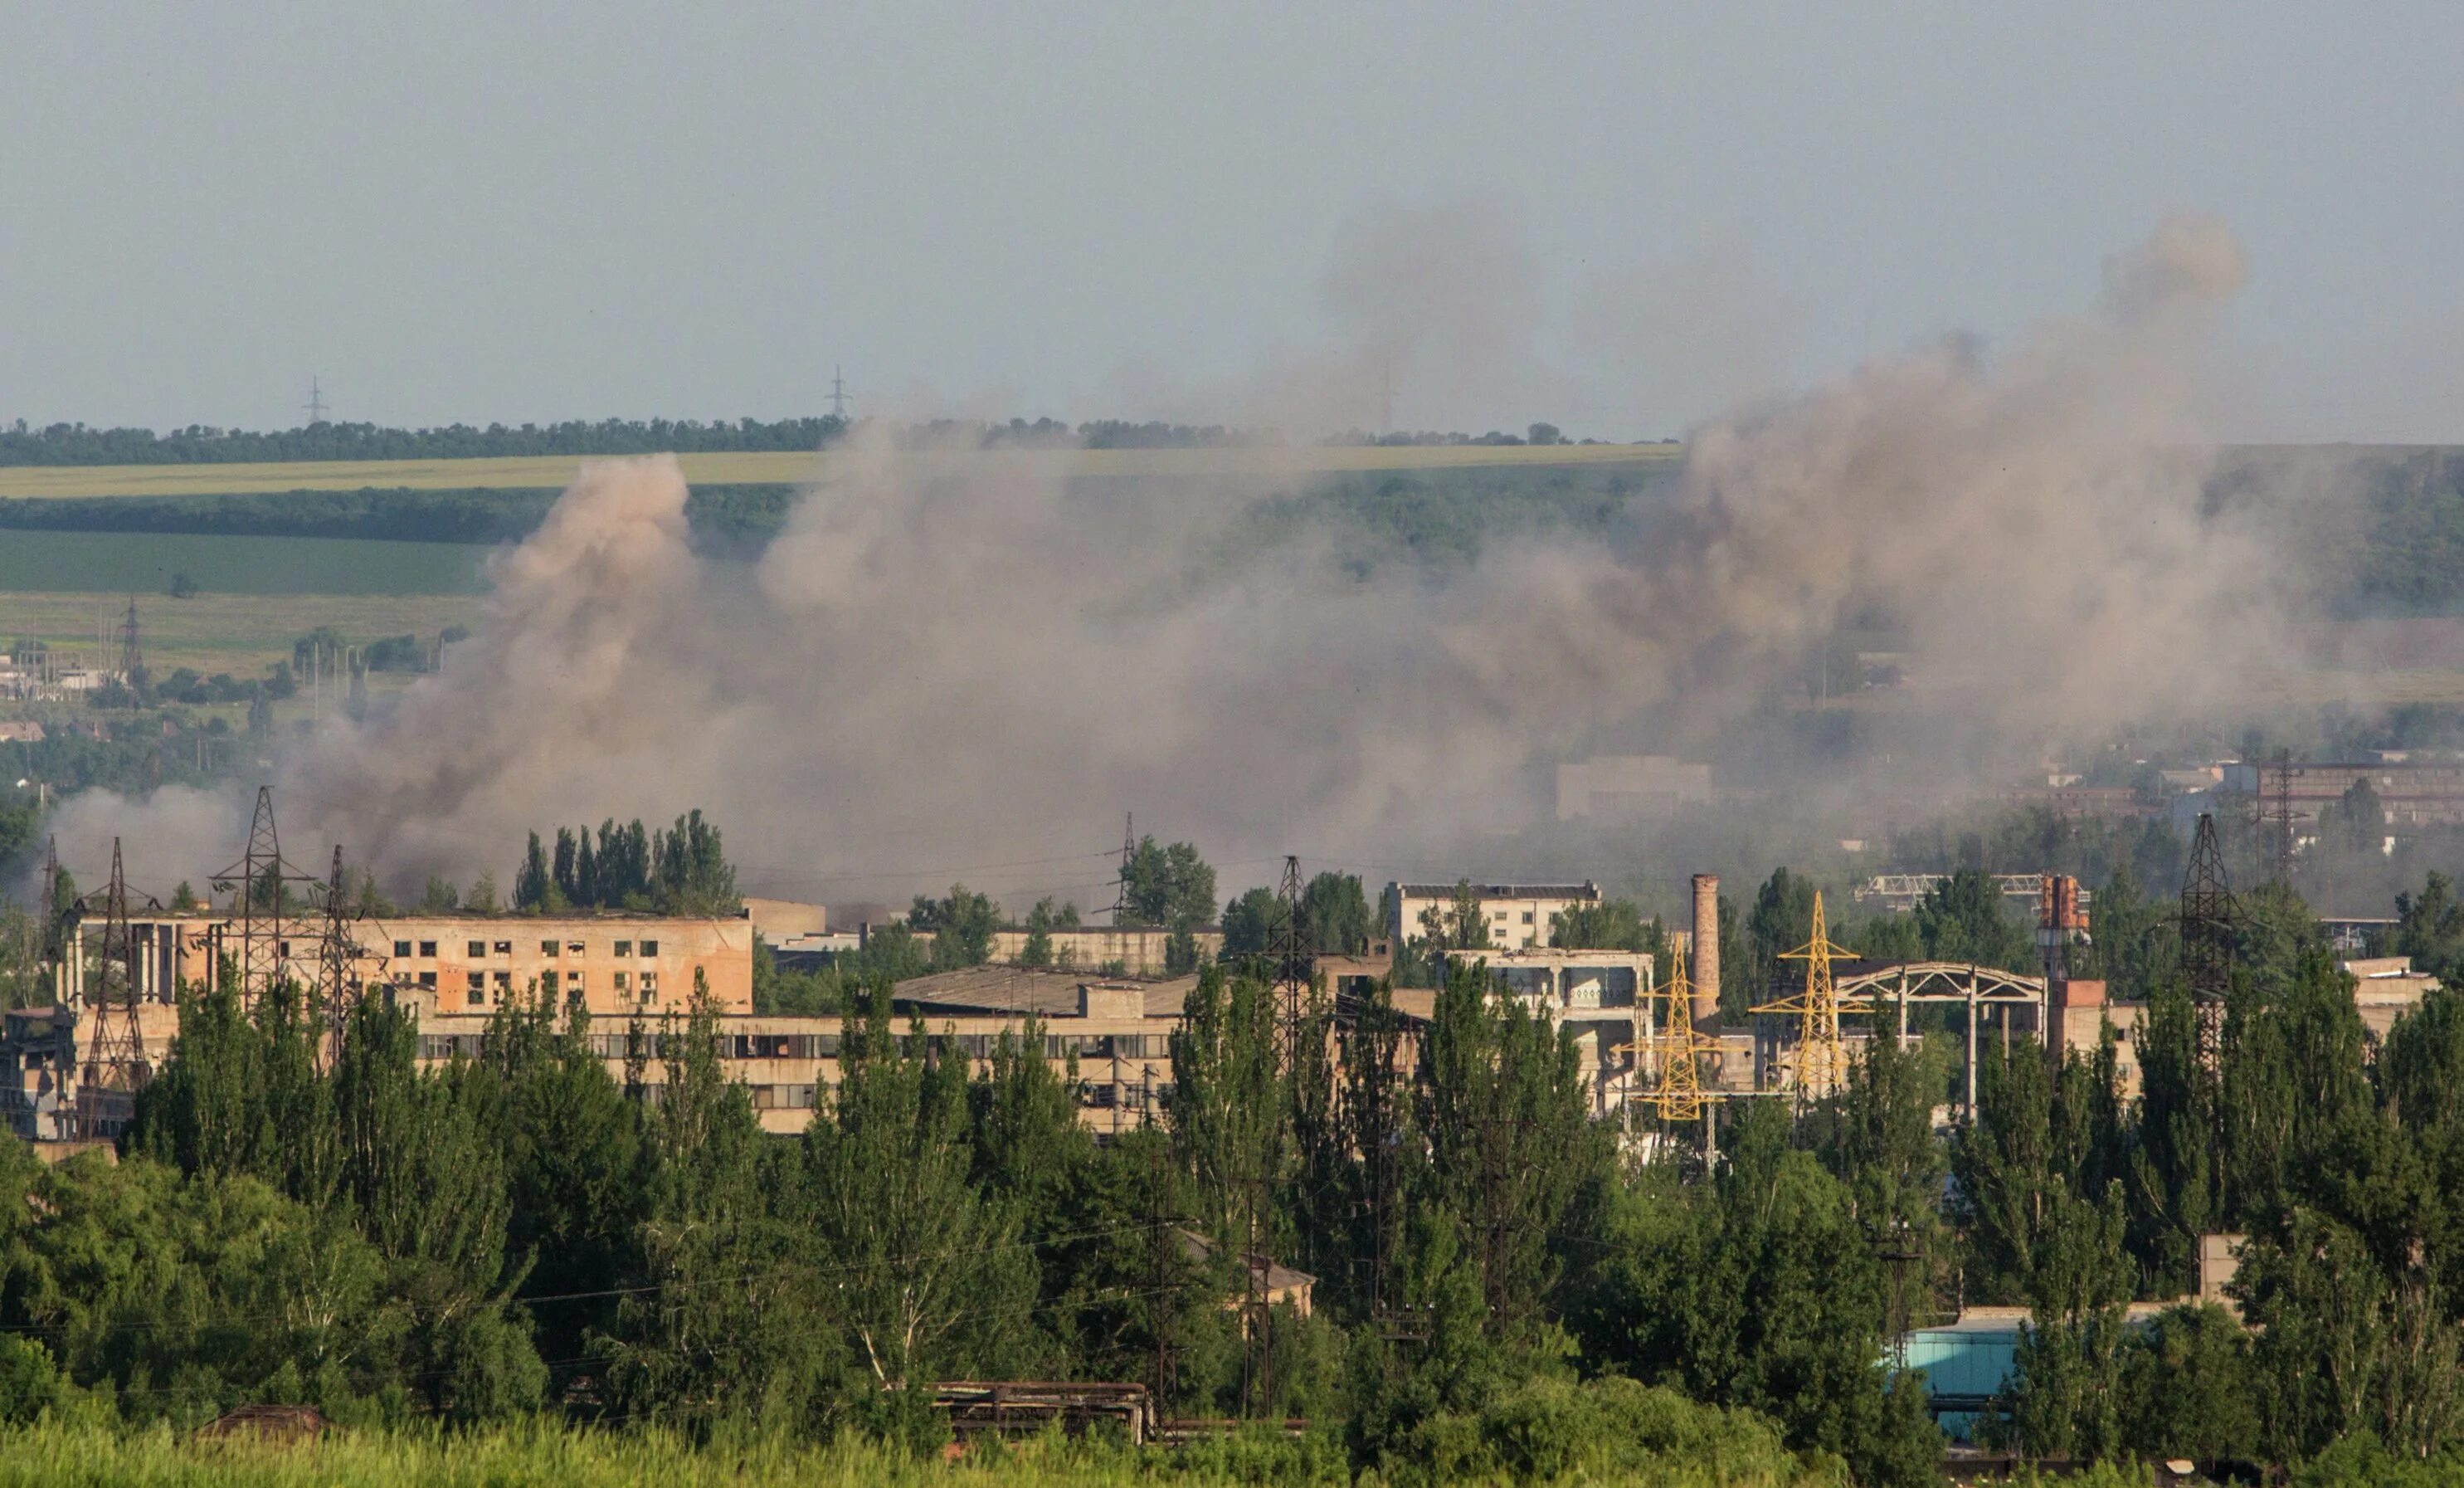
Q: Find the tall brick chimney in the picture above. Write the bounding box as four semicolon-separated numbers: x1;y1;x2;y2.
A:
1691;873;1720;1025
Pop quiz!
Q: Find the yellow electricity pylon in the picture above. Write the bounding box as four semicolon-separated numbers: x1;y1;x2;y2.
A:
1751;890;1870;1100
1650;942;1721;1120
1614;942;1722;1122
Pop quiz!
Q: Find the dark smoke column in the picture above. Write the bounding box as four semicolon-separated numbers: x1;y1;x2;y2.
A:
1691;873;1720;1026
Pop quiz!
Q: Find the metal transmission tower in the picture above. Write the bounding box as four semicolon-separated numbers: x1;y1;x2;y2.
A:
828;366;851;421
76;841;153;1139
2179;812;2239;1071
1270;855;1311;1057
304;377;329;424
2260;750;2305;887
209;787;315;1005
114;598;142;692
1615;940;1723;1123
1645;943;1721;1121
311;845;372;1054
1752;890;1868;1100
1108;812;1136;921
37;836;60;977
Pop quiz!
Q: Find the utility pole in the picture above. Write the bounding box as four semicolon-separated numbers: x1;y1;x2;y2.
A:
304;377;329;425
829;366;851;422
1143;1142;1181;1416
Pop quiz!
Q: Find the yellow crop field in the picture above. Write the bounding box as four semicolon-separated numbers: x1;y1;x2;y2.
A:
0;442;1680;500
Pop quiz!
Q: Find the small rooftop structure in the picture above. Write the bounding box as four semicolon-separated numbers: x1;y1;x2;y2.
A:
742;896;828;939
892;964;1198;1020
2342;954;2441;1037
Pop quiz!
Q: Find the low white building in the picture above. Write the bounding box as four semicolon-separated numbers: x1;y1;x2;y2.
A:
1387;881;1602;952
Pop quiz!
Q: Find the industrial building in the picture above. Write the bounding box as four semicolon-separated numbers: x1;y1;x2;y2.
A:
42;908;753;1020
1385;880;1602;952
2221;756;2464;829
4;901;753;1141
416;966;1217;1138
1446;946;1653;1115
1553;754;1712;821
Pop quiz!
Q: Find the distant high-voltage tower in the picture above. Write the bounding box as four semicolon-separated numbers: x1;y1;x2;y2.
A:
76;840;154;1139
2179;811;2238;1071
1271;855;1310;1061
1634;941;1721;1121
1753;890;1868;1101
209;787;316;1005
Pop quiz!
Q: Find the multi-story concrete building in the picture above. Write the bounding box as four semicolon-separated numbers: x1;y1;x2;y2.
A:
417;965;1204;1137
7;956;1196;1144
1387;881;1601;952
44;909;753;1019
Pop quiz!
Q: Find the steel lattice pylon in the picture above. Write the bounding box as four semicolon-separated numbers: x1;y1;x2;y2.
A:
1753;890;1870;1100
1271;855;1312;1060
311;845;375;1058
2179;811;2238;1071
1624;941;1721;1121
209;786;316;1006
37;835;60;978
76;840;151;1139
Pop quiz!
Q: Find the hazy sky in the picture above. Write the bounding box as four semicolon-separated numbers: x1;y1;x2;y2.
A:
4;2;2460;442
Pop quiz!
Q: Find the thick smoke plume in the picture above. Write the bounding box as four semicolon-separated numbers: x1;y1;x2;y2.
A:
51;216;2296;906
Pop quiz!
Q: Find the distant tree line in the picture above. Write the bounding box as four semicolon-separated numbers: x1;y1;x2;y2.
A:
0;414;1631;466
0;416;850;466
0;485;802;551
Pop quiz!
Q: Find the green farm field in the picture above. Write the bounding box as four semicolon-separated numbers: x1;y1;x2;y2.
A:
0;529;491;596
0;590;481;679
0;442;1678;499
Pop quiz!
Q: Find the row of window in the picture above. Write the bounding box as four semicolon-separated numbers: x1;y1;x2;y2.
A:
458;969;660;1007
405;1042;1181;1115
391;969;661;1005
572;1031;1170;1061
391;937;662;960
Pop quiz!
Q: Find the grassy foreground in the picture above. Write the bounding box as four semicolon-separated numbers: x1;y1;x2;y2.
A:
0;1417;1840;1488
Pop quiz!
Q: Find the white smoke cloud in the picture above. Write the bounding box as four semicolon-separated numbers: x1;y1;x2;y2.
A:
45;213;2302;909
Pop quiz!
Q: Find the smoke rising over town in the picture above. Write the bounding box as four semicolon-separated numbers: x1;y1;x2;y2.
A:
50;215;2302;904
